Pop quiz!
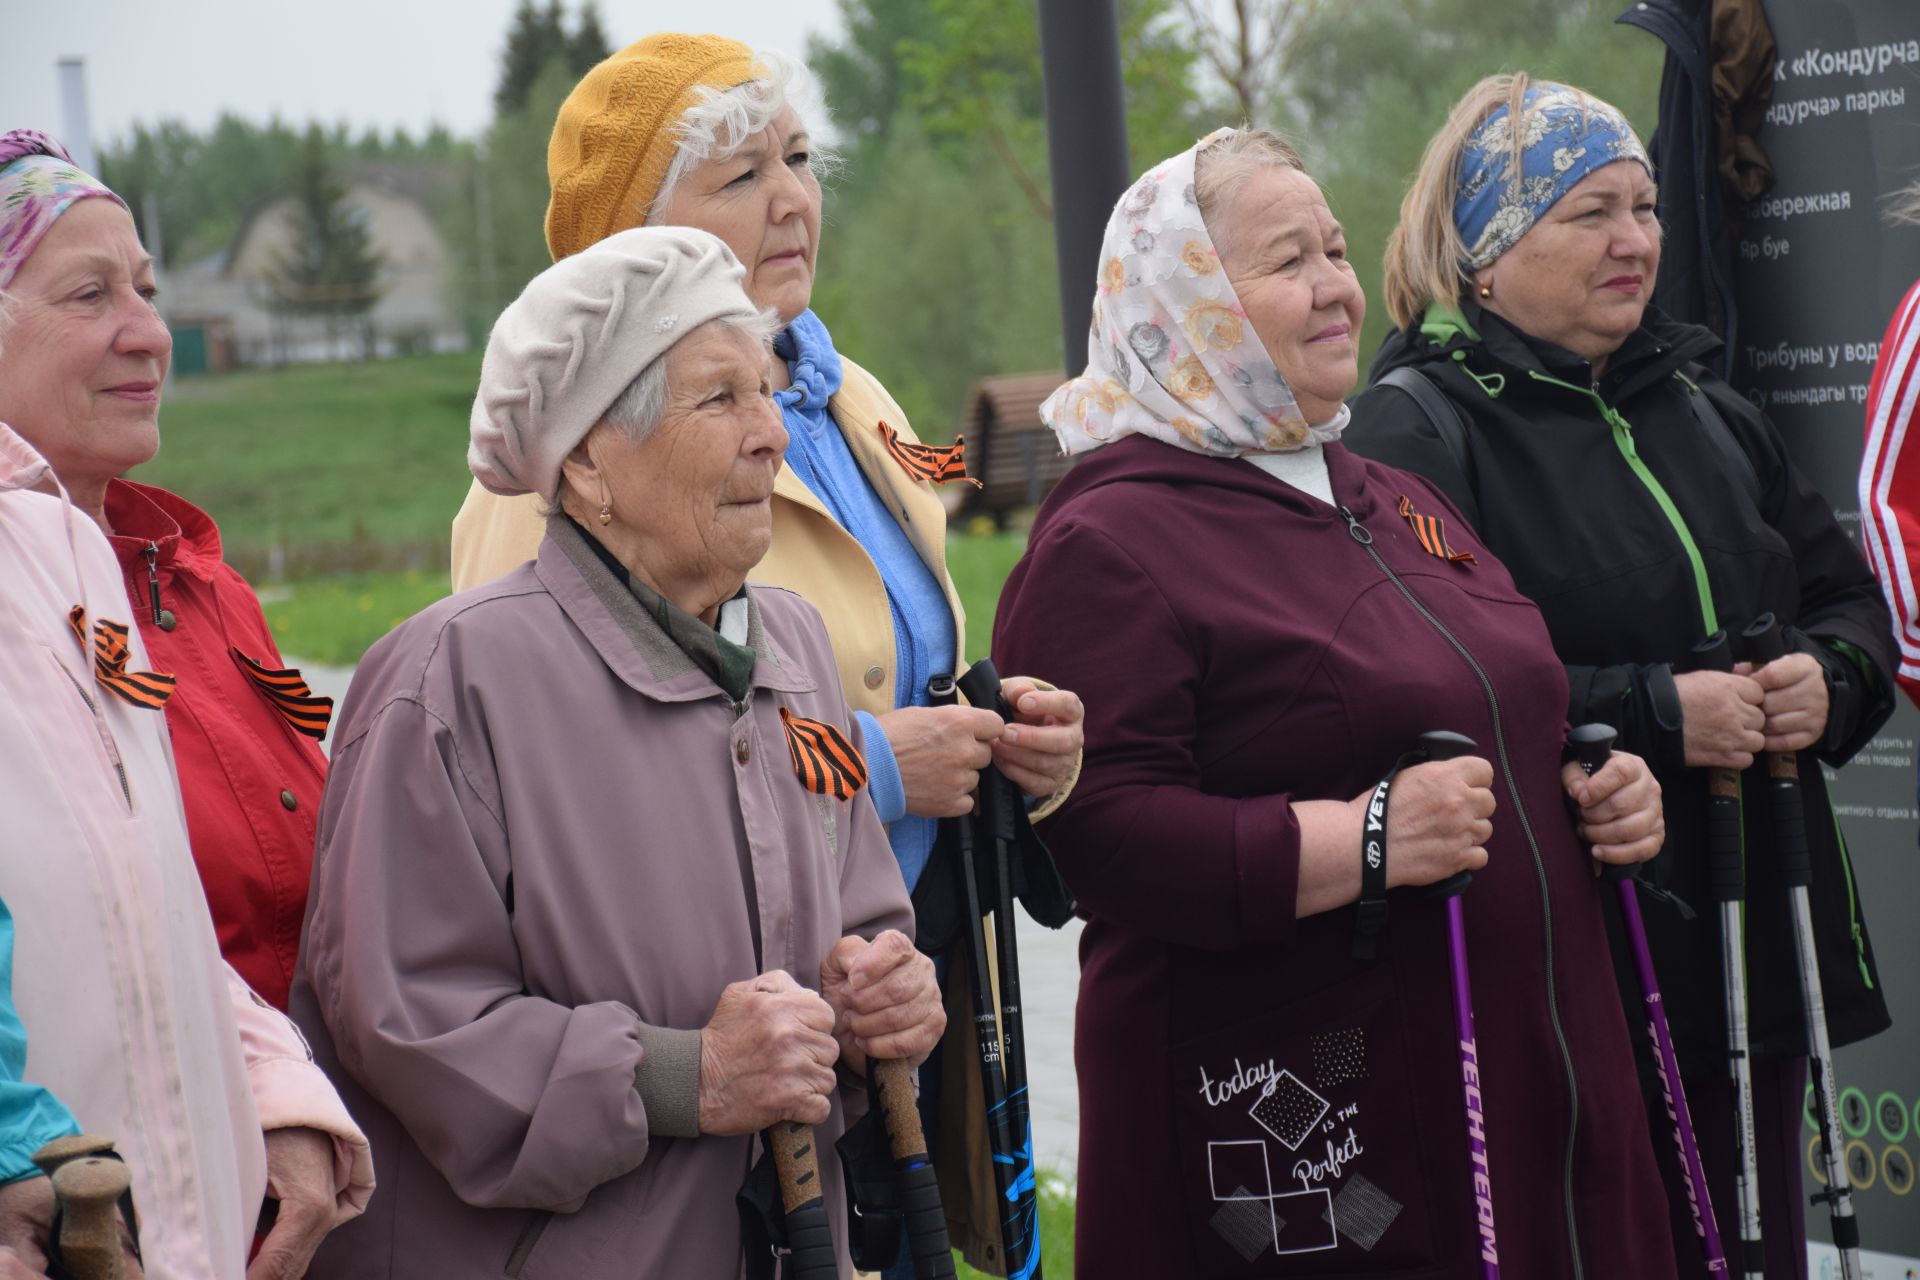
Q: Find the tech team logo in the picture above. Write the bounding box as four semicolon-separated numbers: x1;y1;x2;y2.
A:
1364;780;1390;871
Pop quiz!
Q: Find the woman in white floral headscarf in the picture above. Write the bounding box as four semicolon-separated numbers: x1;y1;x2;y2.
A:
994;127;1676;1277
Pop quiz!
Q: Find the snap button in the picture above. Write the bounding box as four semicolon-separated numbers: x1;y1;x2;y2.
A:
279;789;298;811
863;665;885;690
736;739;750;765
157;609;177;632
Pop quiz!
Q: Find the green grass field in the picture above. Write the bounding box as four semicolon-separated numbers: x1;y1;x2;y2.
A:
137;353;482;574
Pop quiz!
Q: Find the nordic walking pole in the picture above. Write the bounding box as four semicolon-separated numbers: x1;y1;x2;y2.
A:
1417;729;1499;1280
926;673;1026;1277
1693;629;1766;1279
1569;724;1727;1276
32;1135;132;1280
956;659;1042;1280
767;1119;839;1279
1741;615;1862;1279
872;1058;957;1279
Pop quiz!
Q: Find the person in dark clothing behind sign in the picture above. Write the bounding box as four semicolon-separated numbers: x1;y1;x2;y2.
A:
993;126;1678;1278
1346;74;1896;1280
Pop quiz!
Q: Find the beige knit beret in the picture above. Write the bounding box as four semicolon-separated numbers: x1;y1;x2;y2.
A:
468;225;760;503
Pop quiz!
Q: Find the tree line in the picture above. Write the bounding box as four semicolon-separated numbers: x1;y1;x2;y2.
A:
101;0;1658;433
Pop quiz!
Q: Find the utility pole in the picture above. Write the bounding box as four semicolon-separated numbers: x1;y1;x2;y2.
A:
1036;0;1133;375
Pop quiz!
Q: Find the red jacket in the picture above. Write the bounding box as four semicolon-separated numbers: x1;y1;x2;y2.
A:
104;479;328;1010
1860;276;1920;707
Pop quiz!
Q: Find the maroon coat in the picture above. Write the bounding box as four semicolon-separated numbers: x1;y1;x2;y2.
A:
992;437;1676;1279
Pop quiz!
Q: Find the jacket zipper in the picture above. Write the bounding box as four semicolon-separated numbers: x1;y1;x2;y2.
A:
1526;371;1720;636
1339;504;1585;1279
63;668;132;811
1828;812;1873;986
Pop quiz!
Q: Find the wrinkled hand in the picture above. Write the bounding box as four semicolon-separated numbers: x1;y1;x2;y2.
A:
990;678;1085;800
876;705;1001;818
1363;756;1496;888
0;1168;142;1279
1675;670;1766;769
0;1246;50;1280
1561;751;1665;866
1745;653;1828;754
0;1176;52;1272
698;970;839;1136
248;1127;344;1280
820;930;946;1075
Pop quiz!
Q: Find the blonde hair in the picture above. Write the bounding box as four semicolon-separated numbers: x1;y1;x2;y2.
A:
1193;129;1307;262
1382;73;1645;328
1886;179;1920;227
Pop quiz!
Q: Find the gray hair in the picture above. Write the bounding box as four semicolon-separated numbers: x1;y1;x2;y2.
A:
1193;129;1307;263
541;309;782;518
600;309;785;441
647;49;841;222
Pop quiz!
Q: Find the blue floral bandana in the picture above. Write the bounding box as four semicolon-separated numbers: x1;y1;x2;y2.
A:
1452;85;1650;271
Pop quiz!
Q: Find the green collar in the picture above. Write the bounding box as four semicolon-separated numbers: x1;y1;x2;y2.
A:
1418;299;1481;347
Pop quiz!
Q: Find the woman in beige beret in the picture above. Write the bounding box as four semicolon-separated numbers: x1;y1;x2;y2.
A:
293;226;943;1279
450;36;1085;1269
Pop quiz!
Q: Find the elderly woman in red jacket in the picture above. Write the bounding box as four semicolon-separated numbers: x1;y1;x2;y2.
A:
0;130;325;1015
993;128;1677;1277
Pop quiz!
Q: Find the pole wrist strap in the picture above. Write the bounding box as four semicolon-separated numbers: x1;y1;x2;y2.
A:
1353;748;1427;960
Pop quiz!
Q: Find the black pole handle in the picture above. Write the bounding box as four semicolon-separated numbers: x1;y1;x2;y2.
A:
1689;631;1748;904
1417;732;1479;898
1741;612;1786;666
1569;724;1630;885
955;658;1011;722
1740;613;1815;887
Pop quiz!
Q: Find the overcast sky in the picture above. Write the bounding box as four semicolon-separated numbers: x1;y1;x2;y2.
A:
0;0;847;155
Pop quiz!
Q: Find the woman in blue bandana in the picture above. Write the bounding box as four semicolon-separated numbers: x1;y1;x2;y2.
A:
1350;75;1897;1280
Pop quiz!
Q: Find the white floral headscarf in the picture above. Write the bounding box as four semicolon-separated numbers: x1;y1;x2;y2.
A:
1042;129;1337;459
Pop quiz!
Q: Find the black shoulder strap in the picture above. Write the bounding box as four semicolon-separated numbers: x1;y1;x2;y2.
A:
1376;366;1472;480
1681;375;1765;510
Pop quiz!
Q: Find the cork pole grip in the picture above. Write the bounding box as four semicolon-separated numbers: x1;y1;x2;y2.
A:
767;1120;838;1278
33;1138;129;1280
874;1058;957;1279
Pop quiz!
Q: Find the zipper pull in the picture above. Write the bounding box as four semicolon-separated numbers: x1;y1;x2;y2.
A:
142;543;177;632
1337;506;1374;546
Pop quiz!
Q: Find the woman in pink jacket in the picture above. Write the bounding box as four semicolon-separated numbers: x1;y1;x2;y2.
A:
0;140;372;1278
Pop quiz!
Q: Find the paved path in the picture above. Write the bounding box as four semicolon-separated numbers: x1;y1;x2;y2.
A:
294;660;1089;1179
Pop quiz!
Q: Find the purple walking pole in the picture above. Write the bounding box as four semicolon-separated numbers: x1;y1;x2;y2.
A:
1569;724;1728;1275
1418;731;1499;1280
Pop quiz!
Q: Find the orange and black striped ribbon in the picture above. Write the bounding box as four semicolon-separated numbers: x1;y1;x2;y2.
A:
779;706;869;800
66;605;176;710
878;422;983;489
232;648;334;741
1397;496;1477;566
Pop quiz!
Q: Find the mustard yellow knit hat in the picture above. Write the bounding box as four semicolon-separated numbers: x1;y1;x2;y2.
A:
545;33;761;262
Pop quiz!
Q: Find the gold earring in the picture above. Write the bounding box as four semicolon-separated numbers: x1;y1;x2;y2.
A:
1478;281;1493;299
598;501;612;526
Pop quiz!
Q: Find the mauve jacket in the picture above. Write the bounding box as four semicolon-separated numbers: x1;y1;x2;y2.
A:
292;518;913;1280
992;436;1676;1279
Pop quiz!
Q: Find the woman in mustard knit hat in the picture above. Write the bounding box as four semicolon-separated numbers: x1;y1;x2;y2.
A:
448;34;1084;1276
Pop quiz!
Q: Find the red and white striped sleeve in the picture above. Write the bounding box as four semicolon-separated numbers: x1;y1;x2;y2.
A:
1859;276;1920;707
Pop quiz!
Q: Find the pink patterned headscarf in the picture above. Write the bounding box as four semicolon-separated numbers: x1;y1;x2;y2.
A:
1043;129;1343;459
0;130;128;292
